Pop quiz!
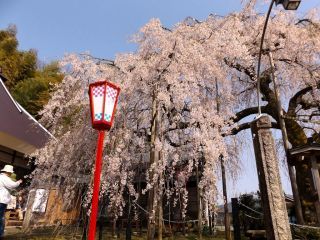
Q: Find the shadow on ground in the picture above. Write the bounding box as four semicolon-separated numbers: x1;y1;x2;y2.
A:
4;226;226;240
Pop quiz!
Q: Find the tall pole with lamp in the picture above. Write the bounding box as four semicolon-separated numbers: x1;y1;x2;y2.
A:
255;0;304;226
88;80;120;240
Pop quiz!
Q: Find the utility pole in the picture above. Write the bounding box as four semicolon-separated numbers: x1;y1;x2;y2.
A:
268;51;304;224
251;115;292;240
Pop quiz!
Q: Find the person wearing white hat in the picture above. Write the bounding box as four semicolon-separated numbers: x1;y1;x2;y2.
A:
0;165;22;238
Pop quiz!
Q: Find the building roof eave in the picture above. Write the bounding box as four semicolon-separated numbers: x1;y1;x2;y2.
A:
0;76;54;154
289;143;320;156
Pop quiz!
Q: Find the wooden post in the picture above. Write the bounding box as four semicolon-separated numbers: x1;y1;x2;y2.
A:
196;166;202;240
126;195;132;240
98;215;103;240
208;209;213;236
112;219;116;238
22;189;36;230
311;156;320;224
311;156;320;203
221;155;231;240
178;191;186;236
268;51;304;225
137;163;143;237
81;212;89;240
158;195;163;240
231;198;241;240
98;196;106;240
166;180;173;237
251;115;292;240
158;152;163;240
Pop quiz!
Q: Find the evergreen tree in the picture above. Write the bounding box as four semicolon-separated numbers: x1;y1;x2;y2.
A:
0;25;37;88
0;25;63;118
12;62;63;118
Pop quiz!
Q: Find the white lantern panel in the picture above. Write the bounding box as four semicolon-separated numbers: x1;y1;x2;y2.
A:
92;85;105;121
104;86;118;122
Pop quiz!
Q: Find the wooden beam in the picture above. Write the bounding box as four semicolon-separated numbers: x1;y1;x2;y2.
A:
311;156;320;225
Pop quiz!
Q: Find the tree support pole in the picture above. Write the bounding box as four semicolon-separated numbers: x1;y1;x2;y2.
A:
196;166;202;240
251;115;291;240
88;130;105;240
221;155;231;240
268;52;304;224
126;194;132;240
158;195;163;240
311;156;320;224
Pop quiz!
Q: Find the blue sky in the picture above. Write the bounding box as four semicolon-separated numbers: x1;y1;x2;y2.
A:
1;0;319;62
0;0;242;62
1;0;319;199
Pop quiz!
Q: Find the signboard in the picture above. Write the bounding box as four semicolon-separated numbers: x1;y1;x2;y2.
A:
32;189;49;213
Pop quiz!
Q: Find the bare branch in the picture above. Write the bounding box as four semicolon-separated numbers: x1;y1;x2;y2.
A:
233;106;269;123
288;86;313;114
296;19;320;31
223;121;280;136
224;58;256;81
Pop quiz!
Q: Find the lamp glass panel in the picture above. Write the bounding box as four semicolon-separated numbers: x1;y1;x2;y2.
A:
103;85;118;122
92;85;105;121
284;0;300;10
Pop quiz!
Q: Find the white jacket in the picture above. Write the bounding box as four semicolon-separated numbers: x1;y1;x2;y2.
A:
0;173;21;204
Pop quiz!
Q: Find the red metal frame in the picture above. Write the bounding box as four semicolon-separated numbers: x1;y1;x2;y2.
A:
89;80;120;130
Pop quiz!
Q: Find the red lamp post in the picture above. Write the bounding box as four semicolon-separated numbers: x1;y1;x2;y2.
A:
88;80;120;240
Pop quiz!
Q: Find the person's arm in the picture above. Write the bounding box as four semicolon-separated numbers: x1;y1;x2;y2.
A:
2;175;21;190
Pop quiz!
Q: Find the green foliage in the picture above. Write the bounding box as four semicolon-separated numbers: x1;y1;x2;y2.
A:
202;225;212;236
239;192;265;231
0;25;37;89
12;62;63;118
0;25;63;118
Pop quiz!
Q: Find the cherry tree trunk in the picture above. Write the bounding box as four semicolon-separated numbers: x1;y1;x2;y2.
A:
251;115;292;240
